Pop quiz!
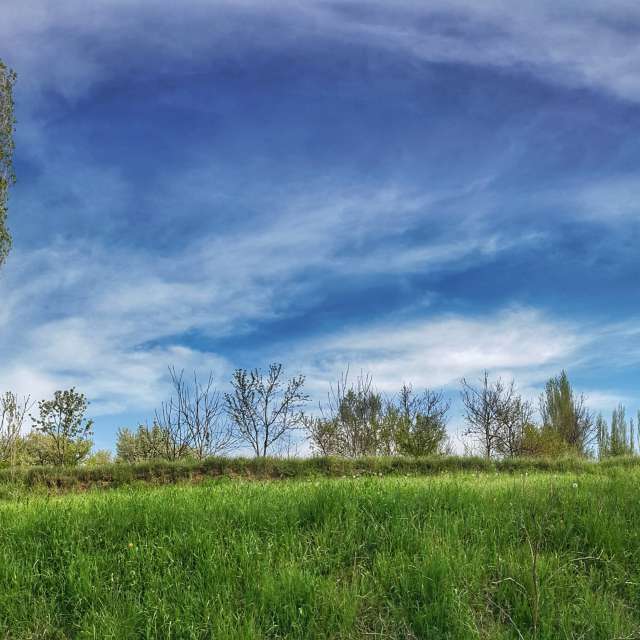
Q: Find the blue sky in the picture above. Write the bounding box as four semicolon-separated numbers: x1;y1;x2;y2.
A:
1;1;639;450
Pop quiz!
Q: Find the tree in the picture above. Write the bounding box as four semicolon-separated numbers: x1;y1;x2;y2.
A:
393;384;450;456
304;415;340;457
306;374;450;458
597;405;635;458
85;449;113;466
539;371;594;455
154;367;236;460
31;388;93;466
460;371;513;459
596;413;608;459
306;371;384;457
225;363;308;457
0;392;31;466
495;394;535;458
0;60;16;266
116;423;172;463
520;423;575;458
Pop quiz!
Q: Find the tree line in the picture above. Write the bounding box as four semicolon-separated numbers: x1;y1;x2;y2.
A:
0;365;636;467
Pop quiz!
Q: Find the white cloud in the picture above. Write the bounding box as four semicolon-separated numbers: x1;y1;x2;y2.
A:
0;180;533;416
1;0;639;432
582;391;635;416
280;308;640;443
290;307;586;397
3;0;640;104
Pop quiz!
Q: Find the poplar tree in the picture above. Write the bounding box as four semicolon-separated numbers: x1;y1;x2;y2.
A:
0;59;16;266
539;371;594;455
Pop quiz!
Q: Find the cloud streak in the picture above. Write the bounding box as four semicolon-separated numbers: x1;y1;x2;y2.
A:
3;0;640;103
0;178;542;416
1;0;639;444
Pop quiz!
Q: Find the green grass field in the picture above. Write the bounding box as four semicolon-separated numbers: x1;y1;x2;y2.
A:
0;468;639;639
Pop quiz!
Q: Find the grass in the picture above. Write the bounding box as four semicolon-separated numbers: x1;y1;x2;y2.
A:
0;468;639;638
1;454;639;491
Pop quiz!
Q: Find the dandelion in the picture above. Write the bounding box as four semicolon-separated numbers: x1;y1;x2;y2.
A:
128;542;134;549
572;482;578;489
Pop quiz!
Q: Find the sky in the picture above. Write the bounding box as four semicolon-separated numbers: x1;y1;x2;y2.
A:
1;0;639;451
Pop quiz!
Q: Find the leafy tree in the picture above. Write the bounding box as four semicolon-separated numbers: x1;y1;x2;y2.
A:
115;426;141;463
596;413;609;459
520;424;575;458
393;385;450;457
306;371;384;457
31;388;93;466
597;405;635;458
539;371;594;455
304;415;340;456
23;431;92;467
0;60;16;266
85;449;113;466
225;364;308;457
307;375;450;457
115;423;173;462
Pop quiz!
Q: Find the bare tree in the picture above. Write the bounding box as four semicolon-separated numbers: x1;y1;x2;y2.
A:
225;363;308;457
0;392;31;465
155;391;190;461
495;394;534;458
155;367;236;460
461;371;515;459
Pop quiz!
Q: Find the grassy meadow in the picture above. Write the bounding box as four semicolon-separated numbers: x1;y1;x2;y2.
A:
0;465;639;639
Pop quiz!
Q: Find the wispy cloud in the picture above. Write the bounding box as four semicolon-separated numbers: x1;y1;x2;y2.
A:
0;180;540;415
284;307;640;418
4;0;640;102
2;0;639;440
291;307;586;394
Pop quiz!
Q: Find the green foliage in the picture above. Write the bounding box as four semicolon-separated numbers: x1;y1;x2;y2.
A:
392;386;449;456
539;370;594;455
0;472;639;637
116;423;176;462
520;423;577;458
23;431;92;467
306;372;384;456
85;449;113;466
0;454;634;491
31;388;93;466
0;60;16;266
308;376;449;457
597;405;636;458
